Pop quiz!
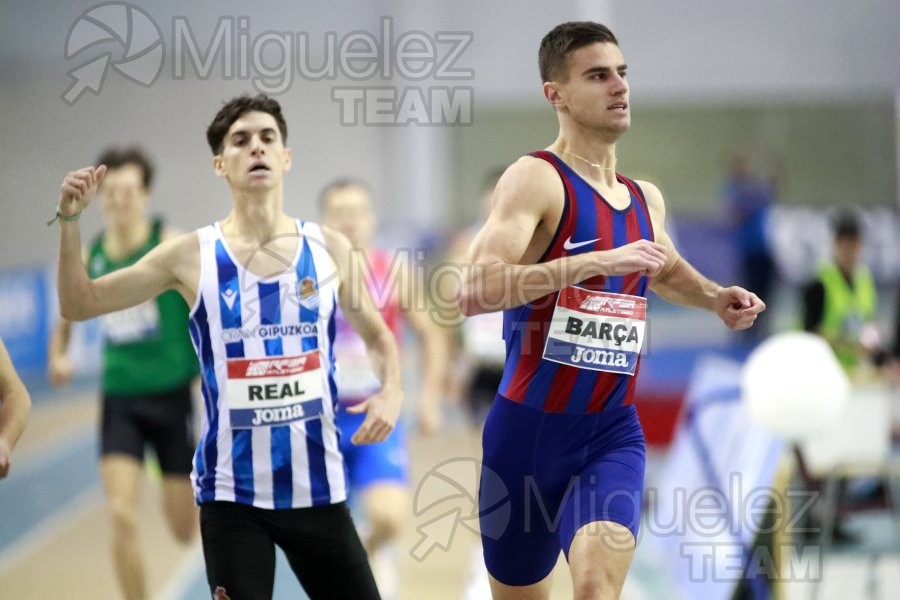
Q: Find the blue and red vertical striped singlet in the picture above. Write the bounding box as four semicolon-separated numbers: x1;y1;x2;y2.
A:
497;151;656;414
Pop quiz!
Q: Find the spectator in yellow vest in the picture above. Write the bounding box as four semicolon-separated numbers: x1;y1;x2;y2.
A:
802;211;880;374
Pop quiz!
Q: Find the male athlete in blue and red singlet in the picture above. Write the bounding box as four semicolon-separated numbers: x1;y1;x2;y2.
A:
459;22;765;599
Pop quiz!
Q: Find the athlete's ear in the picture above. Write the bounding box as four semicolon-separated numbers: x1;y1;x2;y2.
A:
283;147;292;173
544;81;565;110
212;155;225;177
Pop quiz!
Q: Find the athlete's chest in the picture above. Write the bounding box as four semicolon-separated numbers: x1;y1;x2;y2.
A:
219;236;302;280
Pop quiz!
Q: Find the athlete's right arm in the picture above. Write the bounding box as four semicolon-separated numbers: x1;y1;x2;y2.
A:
458;158;668;316
56;166;185;321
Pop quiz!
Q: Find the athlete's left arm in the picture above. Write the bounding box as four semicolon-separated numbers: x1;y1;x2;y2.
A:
639;181;765;331
323;227;403;445
398;258;448;435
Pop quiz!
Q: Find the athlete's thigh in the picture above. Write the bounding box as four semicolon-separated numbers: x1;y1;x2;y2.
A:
161;475;197;543
275;503;379;600
100;453;143;514
144;385;195;476
558;432;644;598
488;572;554;600
479;397;562;587
361;482;407;518
200;502;276;600
557;441;645;557
100;397;145;462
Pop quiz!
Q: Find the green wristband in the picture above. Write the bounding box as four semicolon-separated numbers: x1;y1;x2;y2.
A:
46;206;82;226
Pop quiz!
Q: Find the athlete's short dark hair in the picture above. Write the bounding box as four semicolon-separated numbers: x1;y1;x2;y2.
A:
96;146;154;189
206;94;288;155
539;21;619;83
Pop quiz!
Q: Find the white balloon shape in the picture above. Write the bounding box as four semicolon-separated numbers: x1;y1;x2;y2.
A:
742;332;850;440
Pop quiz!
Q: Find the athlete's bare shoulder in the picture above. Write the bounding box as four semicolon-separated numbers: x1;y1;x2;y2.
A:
632;179;664;211
632;179;678;253
158;229;200;257
468;153;565;267
154;230;201;304
492;154;564;220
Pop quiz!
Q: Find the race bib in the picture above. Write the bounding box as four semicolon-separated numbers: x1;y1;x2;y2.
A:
100;300;160;344
542;288;647;376
226;351;325;428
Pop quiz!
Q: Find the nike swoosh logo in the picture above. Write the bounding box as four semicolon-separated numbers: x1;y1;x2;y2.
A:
563;236;601;251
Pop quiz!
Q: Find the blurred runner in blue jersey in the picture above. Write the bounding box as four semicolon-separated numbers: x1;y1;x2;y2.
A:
320;178;447;598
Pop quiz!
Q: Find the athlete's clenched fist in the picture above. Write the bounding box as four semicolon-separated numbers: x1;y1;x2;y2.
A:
58;165;107;217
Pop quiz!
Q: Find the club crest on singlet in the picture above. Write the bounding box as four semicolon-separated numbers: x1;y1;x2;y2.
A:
297;276;319;312
542;287;647;376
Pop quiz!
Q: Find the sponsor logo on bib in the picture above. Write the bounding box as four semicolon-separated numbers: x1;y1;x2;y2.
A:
225;350;325;428
542;288;647;376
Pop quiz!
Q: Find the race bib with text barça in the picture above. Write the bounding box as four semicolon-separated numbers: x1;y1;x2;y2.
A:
542;288;647;376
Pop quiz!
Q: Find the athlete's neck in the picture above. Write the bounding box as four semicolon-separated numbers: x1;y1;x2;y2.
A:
551;131;619;187
104;218;152;257
225;188;290;243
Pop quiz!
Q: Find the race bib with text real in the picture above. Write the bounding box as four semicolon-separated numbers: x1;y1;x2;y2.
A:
542;288;647;376
226;351;325;428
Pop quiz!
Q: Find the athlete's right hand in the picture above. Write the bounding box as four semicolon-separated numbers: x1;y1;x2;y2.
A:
58;165;106;217
347;384;404;445
596;240;668;278
47;354;73;388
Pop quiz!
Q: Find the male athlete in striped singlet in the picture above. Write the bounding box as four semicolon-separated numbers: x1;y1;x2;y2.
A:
53;95;402;600
459;22;765;599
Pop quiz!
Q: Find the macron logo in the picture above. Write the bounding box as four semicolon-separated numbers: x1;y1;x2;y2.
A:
221;288;238;311
563;235;601;251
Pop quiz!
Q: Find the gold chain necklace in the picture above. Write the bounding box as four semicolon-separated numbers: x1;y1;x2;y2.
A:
557;147;616;171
